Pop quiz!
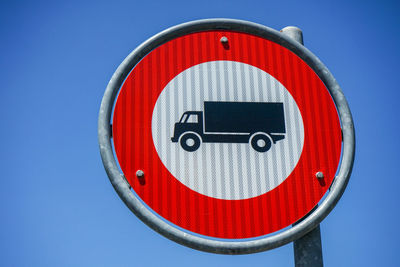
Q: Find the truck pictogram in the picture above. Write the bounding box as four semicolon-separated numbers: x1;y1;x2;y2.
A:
171;101;286;152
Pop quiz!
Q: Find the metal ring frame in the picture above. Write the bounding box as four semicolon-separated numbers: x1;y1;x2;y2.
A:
98;18;355;254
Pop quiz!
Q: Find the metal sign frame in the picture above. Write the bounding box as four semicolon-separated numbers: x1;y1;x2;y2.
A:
98;18;355;254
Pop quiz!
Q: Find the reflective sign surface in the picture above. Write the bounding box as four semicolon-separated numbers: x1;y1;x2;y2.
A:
112;31;342;239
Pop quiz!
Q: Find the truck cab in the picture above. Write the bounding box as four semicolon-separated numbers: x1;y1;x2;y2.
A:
171;111;203;142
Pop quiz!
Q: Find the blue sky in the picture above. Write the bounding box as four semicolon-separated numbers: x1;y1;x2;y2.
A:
1;0;399;266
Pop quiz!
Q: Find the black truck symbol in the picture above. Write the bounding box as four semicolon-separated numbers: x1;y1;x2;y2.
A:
171;101;286;152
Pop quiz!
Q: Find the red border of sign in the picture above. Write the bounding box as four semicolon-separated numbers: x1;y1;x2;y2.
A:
112;30;342;239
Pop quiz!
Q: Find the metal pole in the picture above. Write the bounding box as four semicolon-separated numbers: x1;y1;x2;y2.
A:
280;26;324;267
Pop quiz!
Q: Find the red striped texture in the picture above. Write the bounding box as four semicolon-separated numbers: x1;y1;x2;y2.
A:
112;31;342;239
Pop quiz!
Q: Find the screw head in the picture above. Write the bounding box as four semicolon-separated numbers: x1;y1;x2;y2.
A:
220;36;228;43
316;171;324;179
136;170;144;178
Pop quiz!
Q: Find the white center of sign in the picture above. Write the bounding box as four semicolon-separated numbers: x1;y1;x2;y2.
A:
152;61;304;200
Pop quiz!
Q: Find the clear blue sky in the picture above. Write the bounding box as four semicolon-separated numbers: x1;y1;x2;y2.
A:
1;0;399;266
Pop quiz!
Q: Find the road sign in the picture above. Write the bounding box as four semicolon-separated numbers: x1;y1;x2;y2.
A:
99;19;354;254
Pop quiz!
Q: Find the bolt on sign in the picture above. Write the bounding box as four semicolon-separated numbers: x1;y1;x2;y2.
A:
98;19;355;254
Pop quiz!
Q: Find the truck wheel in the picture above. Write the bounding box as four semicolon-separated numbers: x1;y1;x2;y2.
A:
180;133;201;152
250;133;272;153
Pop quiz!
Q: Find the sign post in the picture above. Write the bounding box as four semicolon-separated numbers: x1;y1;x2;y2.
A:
98;19;355;258
280;26;323;267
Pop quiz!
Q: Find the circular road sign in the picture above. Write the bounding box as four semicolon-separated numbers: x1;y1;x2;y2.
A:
98;19;355;254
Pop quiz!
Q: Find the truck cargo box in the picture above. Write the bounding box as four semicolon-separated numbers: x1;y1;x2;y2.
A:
204;101;286;134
